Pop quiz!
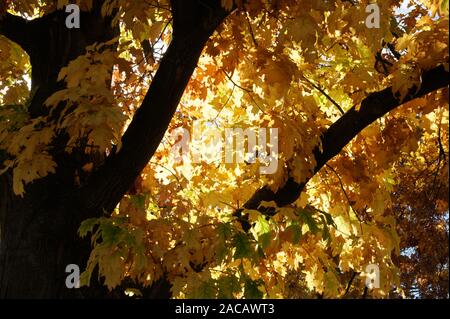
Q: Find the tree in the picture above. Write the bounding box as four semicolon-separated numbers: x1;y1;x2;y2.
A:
0;0;448;299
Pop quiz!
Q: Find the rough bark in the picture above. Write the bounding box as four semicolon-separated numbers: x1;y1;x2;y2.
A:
0;0;230;298
0;3;119;298
77;0;229;214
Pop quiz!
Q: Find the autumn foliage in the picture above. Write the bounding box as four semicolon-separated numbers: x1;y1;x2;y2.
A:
0;0;448;298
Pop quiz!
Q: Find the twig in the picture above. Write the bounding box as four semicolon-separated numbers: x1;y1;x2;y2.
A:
222;70;266;113
244;11;258;47
343;271;358;297
362;286;368;299
223;70;251;92
325;163;363;233
213;84;235;120
302;76;345;115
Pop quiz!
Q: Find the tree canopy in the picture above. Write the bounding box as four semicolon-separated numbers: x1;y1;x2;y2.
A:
0;0;448;298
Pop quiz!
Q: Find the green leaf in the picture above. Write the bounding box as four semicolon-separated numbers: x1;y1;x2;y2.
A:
193;280;217;299
254;215;271;235
320;211;336;228
78;218;100;238
101;222;123;245
215;223;233;263
244;278;264;299
251;215;272;249
286;223;302;244
129;194;146;209
217;222;233;240
297;209;320;234
217;274;240;298
215;242;230;263
259;232;273;249
320;215;331;242
233;233;254;259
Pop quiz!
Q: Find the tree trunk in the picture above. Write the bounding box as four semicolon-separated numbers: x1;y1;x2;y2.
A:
0;0;229;298
0;173;90;297
0;5;119;298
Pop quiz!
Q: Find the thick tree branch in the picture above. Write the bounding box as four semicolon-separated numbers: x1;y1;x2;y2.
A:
0;12;31;49
78;0;230;214
241;65;449;211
